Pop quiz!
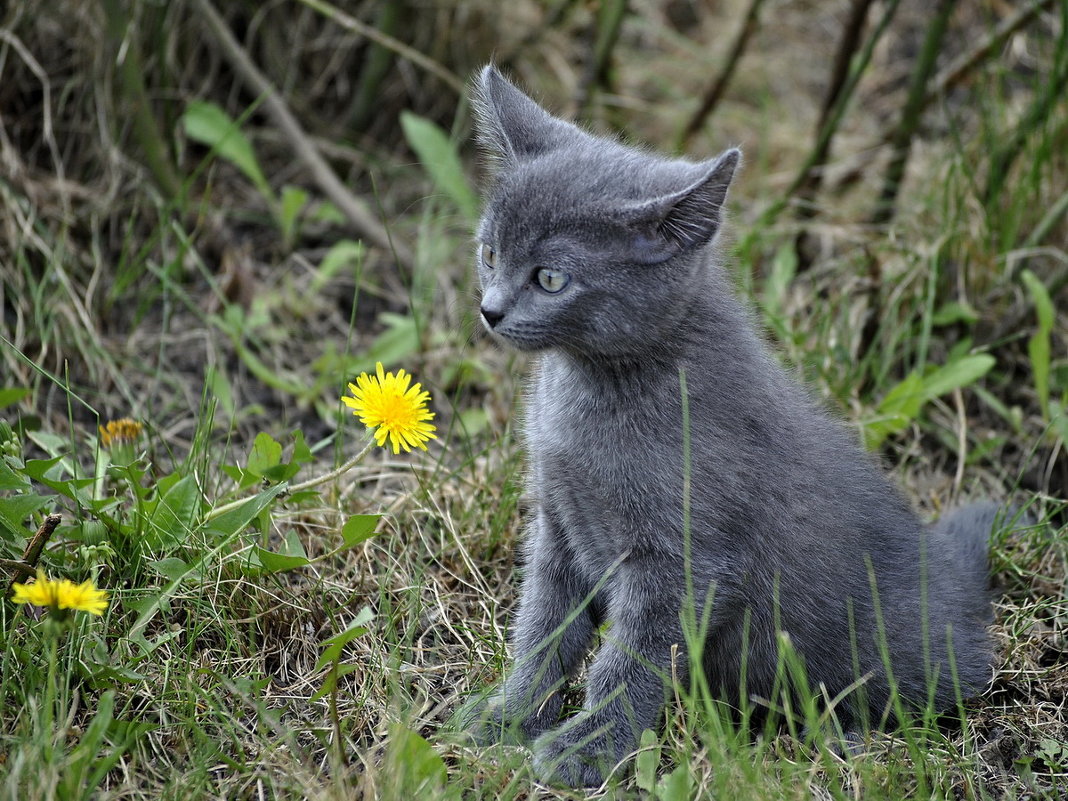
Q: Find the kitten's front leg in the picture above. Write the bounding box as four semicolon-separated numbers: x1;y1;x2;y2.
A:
532;565;685;787
468;509;596;744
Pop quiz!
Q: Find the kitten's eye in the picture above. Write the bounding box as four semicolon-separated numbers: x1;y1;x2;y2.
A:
535;267;570;293
481;244;497;269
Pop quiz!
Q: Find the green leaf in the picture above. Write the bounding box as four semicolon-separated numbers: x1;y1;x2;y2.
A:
280;185;308;246
23;457;94;505
291;430;313;464
763;242;797;319
247;432;283;477
931;300;979;327
400;111;480;221
148;557;195;582
1029;332;1051;420
254;531;310;574
0;458;30;491
635;728;660;793
866;371;925;448
182;100;273;200
1021;269;1054;334
365;313;420;368
220;464;260;490
382;723;448;796
0;494;53;534
920;354;995;400
312;239;364;293
1021;270;1053;420
203;482;288;539
315;606;374;670
146;475;202;549
341;514;383;548
656;764;692;801
0;387;30;409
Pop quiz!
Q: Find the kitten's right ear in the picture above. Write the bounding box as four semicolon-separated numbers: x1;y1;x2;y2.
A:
472;65;574;165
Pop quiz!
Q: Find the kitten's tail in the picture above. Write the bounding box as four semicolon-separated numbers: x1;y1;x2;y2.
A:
930;501;1028;598
932;502;999;574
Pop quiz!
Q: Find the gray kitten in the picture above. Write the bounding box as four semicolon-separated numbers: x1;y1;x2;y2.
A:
465;65;1000;787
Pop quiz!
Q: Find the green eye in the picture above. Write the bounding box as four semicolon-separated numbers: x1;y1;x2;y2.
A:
481;244;497;268
536;267;570;293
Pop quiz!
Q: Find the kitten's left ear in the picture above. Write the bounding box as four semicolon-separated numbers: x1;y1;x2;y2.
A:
626;148;741;262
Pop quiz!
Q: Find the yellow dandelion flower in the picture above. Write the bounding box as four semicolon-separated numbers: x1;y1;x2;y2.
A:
11;570;109;616
98;418;143;448
342;362;437;454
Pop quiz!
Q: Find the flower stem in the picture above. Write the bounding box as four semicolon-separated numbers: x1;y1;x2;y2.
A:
204;436;375;523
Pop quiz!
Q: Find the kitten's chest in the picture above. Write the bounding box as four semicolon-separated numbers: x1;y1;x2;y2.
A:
524;356;683;569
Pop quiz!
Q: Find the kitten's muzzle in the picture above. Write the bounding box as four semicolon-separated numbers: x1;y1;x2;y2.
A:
481;305;506;329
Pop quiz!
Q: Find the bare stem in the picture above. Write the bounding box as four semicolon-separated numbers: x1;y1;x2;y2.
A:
203;438;376;524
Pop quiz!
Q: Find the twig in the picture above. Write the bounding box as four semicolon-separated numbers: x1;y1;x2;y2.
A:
792;0;876;269
190;0;413;269
21;514;60;568
3;514;62;591
678;0;769;149
295;0;464;96
870;0;959;226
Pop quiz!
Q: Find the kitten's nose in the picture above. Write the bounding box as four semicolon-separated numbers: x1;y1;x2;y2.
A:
481;306;505;329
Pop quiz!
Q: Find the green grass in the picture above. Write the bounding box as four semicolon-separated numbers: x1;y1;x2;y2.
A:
1;1;1067;799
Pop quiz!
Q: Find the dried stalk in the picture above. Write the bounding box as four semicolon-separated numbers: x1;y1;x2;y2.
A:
191;0;413;269
3;514;62;592
926;0;1056;108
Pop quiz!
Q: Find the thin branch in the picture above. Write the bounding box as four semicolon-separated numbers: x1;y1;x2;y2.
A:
191;0;413;269
3;514;62;593
678;0;769;149
793;0;875;213
793;0;876;270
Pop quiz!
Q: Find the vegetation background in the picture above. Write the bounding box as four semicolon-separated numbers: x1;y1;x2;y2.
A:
0;0;1065;798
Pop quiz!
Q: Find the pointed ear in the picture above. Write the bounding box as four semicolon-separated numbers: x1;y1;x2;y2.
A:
624;148;741;263
471;64;575;164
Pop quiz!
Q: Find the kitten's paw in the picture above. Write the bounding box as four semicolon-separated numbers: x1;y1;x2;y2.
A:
531;719;621;788
459;691;560;746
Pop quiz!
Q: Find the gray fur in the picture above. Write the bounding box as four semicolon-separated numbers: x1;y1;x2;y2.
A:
465;65;1000;787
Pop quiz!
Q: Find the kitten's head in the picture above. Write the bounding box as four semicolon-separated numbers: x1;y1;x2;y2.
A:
471;65;740;358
